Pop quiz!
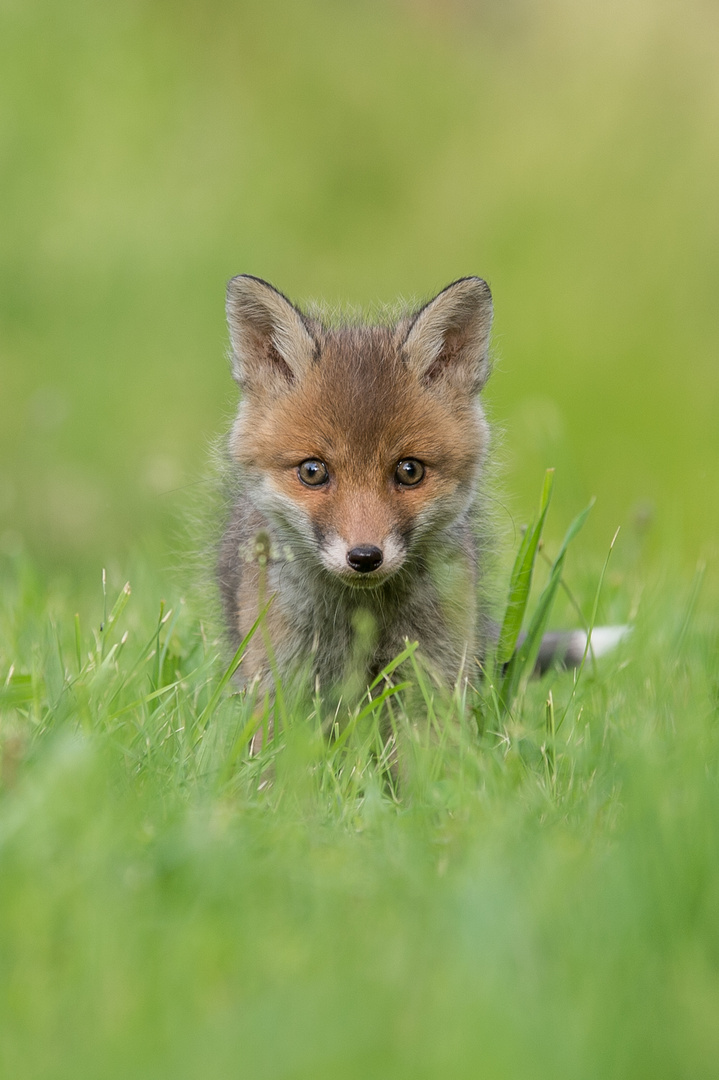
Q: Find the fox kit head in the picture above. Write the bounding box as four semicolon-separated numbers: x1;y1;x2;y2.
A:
226;275;493;587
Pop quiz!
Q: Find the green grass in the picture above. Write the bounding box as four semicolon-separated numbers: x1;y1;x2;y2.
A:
2;0;718;1074
1;534;717;1078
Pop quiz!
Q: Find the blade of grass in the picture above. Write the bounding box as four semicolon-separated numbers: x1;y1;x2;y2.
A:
74;613;83;674
153;600;167;691
332;680;412;752
543;689;556;797
156;599;184;687
368;640;419;692
216;708;266;786
195;606;267;731
100;568;108;658
103;607;176;710
500;498;594;712
0;673;39;709
670;560;705;665
107;679;183;722
495;469;555;666
556;526;620;734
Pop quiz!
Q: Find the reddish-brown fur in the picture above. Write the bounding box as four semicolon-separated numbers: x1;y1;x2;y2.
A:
218;276;494;703
233;326;484;552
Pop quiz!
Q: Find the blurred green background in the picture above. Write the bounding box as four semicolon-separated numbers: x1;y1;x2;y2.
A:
1;0;718;573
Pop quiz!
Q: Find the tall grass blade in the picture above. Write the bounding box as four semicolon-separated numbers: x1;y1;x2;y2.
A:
0;672;39;710
557;525;620;733
670;560;705;665
74;613;83;674
368;640;418;691
496;469;554;665
195;608;266;730
500;498;594;712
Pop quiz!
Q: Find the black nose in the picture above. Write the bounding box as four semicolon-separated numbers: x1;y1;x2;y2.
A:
347;546;383;573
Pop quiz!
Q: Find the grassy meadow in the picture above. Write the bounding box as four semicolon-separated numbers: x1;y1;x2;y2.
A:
1;0;719;1076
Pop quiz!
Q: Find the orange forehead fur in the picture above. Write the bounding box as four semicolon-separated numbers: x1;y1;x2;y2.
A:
233;325;485;482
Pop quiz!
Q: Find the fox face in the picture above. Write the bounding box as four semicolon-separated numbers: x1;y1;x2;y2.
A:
225;276;493;589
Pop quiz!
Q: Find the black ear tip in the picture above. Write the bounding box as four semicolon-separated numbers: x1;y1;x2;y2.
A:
226;274;276;297
435;277;492;308
458;276;492;300
226;275;250;301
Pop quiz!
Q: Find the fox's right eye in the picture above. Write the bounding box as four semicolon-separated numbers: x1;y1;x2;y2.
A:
298;459;329;487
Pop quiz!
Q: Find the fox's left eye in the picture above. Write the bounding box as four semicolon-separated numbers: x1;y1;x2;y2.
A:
395;459;425;486
298;459;329;487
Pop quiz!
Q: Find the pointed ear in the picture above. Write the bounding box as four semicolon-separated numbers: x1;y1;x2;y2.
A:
226;275;317;393
401;277;493;393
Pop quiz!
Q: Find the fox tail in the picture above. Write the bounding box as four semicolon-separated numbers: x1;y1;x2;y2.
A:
531;625;631;675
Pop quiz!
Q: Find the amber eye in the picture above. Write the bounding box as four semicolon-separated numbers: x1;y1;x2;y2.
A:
298;459;329;487
395;459;425;486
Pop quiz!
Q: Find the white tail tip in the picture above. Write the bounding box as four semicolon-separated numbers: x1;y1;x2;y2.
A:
571;625;632;659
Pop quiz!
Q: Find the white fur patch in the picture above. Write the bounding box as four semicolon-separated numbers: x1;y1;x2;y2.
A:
319;530;406;580
571;625;632;658
320;533;351;574
381;533;405;572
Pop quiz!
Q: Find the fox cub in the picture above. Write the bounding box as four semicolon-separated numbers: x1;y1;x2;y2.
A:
218;274;496;697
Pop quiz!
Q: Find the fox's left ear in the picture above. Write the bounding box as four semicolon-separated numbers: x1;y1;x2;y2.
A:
401;277;493;393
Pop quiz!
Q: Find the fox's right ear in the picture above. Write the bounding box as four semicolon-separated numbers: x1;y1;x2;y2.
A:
226;275;317;393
